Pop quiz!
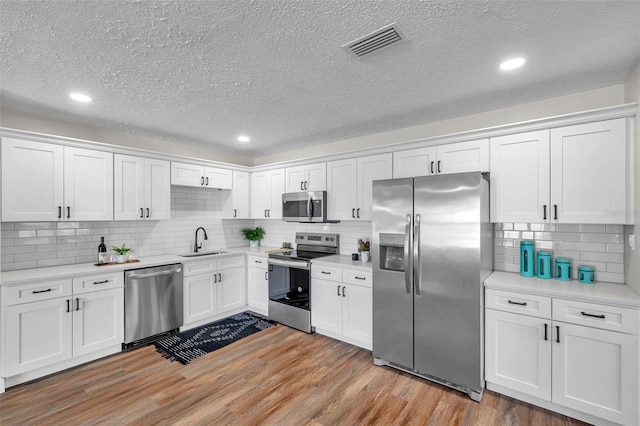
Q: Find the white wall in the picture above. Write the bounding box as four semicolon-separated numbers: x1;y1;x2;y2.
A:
624;61;640;294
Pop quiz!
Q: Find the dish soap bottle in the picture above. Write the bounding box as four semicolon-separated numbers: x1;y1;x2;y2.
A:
98;236;108;264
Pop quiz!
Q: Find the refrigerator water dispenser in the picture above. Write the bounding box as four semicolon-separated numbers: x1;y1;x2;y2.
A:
379;233;405;272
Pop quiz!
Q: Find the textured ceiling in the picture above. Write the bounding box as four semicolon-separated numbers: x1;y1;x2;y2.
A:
1;0;639;158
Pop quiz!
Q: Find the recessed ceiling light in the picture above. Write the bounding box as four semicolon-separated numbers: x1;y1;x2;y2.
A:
69;92;92;102
500;57;526;71
237;135;250;142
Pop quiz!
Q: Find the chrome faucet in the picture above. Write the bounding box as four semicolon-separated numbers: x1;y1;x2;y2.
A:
194;227;208;252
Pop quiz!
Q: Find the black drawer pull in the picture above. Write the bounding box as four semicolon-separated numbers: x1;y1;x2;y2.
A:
581;311;605;319
354;276;366;280
543;323;548;341
321;271;331;274
32;288;52;294
507;300;527;306
254;260;263;264
93;280;109;285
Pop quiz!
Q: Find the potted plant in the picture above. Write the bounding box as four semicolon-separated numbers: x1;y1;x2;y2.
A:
112;243;134;263
241;227;266;248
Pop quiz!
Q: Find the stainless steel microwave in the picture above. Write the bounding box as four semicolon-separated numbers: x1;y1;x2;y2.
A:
282;191;328;223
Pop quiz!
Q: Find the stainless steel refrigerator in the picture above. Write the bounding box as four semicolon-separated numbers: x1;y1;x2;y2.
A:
372;172;493;401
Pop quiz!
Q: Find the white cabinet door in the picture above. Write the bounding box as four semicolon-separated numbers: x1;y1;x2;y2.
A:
250;171;270;219
437;139;489;174
327;158;358;220
552;322;638;425
342;283;372;349
485;309;552;400
5;298;73;376
114;154;145;221
305;162;327;192
145;158;171;220
218;267;245;313
72;288;124;357
1;138;64;221
551;119;628;224
393;147;436;178
490;130;550;223
204;167;233;189
310;278;342;335
267;169;285;219
223;171;250;219
183;274;217;325
356;153;393;221
285;165;306;193
247;266;269;315
171;162;204;187
63;147;114;221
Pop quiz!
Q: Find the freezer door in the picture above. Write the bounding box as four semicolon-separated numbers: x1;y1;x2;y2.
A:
372;177;414;368
413;172;484;394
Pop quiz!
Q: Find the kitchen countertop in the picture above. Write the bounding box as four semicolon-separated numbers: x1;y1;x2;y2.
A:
0;246;279;286
485;271;640;309
312;255;373;272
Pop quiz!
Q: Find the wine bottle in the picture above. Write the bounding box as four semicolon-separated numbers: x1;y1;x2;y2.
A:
98;236;108;264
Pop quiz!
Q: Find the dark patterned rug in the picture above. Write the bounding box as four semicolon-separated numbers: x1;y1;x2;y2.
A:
154;311;276;365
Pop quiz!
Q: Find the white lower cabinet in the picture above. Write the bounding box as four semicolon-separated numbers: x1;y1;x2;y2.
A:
183;255;246;328
72;288;124;357
485;288;639;425
247;255;268;315
311;264;372;350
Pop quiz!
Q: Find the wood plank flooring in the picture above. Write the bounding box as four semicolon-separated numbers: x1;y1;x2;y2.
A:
0;325;587;425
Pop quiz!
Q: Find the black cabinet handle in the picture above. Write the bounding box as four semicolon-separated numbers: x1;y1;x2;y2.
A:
581;311;605;319
214;274;217;283
66;299;70;313
255;260;263;264
58;206;62;219
301;182;304;190
264;271;268;280
437;160;441;174
201;176;204;186
67;206;71;219
352;208;355;218
75;298;80;311
337;285;340;296
543;205;547;220
140;208;144;218
508;300;527;306
430;161;434;174
556;325;560;343
233;209;237;218
544;323;548;341
267;209;271;217
205;177;209;186
553;204;558;220
356;208;360;218
93;280;109;285
304;181;308;190
146;208;150;218
32;288;52;294
355;276;366;280
264;209;268;218
321;271;331;274
342;286;346;297
218;273;222;282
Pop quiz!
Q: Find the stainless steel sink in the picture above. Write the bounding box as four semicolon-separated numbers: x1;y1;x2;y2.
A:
177;251;228;258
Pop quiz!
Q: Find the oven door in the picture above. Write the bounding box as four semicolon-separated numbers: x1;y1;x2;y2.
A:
282;191;326;223
268;258;314;333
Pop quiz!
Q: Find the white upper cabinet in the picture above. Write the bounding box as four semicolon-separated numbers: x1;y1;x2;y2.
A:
114;154;170;220
491;119;633;224
250;168;285;219
393;139;489;178
284;162;327;193
222;170;250;219
327;153;392;221
171;161;232;189
2;138;113;222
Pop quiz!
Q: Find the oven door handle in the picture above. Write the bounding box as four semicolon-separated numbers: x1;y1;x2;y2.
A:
268;259;310;270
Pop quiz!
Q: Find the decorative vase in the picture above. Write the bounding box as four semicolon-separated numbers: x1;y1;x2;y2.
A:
250;240;260;248
115;254;127;263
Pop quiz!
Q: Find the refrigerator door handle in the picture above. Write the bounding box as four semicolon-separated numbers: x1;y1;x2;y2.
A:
414;213;421;295
404;214;413;294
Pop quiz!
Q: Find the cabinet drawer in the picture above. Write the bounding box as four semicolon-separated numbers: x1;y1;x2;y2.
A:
553;299;639;335
247;255;268;270
73;272;123;294
311;265;342;282
183;260;216;277
216;255;244;270
485;289;551;319
343;269;372;288
5;279;72;306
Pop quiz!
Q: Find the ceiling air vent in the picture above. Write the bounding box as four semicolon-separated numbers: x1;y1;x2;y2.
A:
343;23;406;57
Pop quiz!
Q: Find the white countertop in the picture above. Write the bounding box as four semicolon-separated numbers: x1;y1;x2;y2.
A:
485;271;640;308
312;255;373;271
0;246;279;286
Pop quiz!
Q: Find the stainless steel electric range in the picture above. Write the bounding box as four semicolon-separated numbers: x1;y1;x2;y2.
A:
268;232;339;333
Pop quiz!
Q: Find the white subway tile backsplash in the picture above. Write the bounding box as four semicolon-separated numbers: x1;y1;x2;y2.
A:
580;233;623;243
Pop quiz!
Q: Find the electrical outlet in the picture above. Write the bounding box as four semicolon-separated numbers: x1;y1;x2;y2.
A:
553;242;563;254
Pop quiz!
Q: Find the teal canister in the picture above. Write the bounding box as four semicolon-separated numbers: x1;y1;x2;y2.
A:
578;266;595;284
555;258;571;281
520;240;535;277
537;251;552;279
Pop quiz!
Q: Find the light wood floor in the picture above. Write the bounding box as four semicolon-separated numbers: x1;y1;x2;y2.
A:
0;325;587;425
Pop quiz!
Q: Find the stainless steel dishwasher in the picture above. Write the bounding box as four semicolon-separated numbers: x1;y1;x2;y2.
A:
124;263;183;348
